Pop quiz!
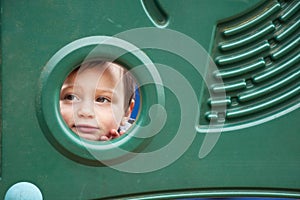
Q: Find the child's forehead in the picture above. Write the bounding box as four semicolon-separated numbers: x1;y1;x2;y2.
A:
62;62;126;93
66;62;124;81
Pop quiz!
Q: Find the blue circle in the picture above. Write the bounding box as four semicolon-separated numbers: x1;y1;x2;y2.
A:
5;182;43;200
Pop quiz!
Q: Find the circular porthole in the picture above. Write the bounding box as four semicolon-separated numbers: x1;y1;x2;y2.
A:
59;60;138;142
36;36;164;164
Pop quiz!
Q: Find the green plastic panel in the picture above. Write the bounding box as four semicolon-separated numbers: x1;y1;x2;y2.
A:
0;0;299;199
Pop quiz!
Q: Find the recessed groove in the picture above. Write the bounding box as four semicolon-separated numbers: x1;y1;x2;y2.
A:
216;41;270;65
231;97;239;106
238;68;300;102
279;0;300;22
205;112;218;121
271;35;300;60
206;0;299;126
212;79;246;93
214;58;266;79
245;79;254;88
264;56;273;66
205;112;226;122
219;22;275;51
275;18;300;41
208;97;232;107
226;84;300;118
268;38;277;48
223;2;281;36
253;52;300;83
141;0;169;27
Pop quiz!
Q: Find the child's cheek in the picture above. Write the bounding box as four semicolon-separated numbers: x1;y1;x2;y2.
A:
111;104;125;122
60;105;73;125
96;109;119;131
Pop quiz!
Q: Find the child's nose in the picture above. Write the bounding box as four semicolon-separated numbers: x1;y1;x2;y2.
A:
77;101;95;118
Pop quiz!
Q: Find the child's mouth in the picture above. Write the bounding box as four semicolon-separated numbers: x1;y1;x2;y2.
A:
73;124;99;134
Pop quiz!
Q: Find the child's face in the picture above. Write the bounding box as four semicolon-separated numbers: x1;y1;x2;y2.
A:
60;63;131;141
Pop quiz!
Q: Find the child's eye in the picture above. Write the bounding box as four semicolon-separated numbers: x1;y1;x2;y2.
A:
96;96;111;103
63;94;79;101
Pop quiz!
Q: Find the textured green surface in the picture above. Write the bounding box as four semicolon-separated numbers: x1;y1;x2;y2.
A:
1;0;299;199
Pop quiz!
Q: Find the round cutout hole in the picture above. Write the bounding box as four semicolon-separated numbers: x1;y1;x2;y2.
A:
37;35;164;164
59;60;140;142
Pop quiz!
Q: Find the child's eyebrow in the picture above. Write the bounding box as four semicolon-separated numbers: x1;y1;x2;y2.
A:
60;84;83;94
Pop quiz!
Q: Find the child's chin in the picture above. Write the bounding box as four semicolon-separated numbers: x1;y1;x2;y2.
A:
76;132;101;141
